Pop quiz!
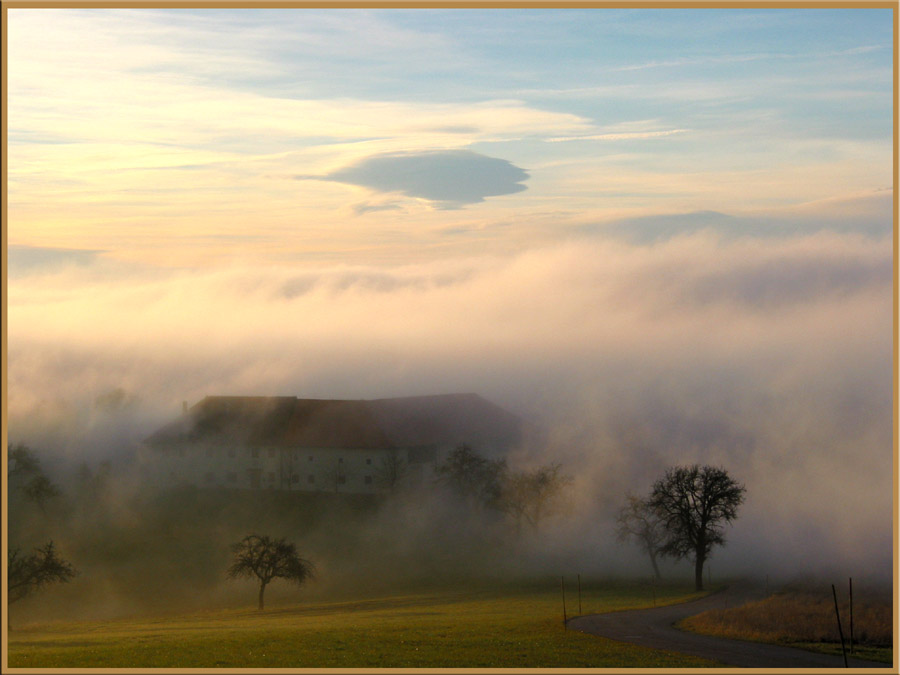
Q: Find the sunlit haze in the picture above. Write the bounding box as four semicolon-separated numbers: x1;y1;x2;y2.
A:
6;7;895;604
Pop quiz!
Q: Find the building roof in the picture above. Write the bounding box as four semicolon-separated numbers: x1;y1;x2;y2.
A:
145;393;521;452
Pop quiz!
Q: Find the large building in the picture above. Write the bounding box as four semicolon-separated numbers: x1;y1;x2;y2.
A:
142;393;521;493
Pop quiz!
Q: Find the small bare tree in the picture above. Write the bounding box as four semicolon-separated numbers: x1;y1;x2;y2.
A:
434;444;507;511
322;460;350;493
502;464;572;534
374;450;407;493
226;535;314;610
8;541;76;604
8;444;61;514
615;493;665;579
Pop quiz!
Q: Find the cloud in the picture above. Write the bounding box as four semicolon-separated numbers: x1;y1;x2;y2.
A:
7;245;105;278
547;128;688;142
581;191;893;243
300;150;530;208
352;201;405;216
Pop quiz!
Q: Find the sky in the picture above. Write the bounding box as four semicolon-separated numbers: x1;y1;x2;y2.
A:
5;8;896;581
7;8;893;265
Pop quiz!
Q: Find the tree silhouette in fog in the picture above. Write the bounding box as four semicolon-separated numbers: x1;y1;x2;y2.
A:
8;541;76;604
648;464;745;591
8;444;61;514
501;463;571;534
227;535;314;610
434;443;507;510
615;493;666;579
374;450;407;493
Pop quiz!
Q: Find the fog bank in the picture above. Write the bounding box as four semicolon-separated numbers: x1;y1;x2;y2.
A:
7;228;893;591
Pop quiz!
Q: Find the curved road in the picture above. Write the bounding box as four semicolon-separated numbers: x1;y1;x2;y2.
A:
568;583;888;669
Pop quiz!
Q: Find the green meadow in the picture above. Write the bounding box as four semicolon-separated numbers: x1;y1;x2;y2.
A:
8;579;721;668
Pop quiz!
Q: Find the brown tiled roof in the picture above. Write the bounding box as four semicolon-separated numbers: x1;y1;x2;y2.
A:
145;393;520;451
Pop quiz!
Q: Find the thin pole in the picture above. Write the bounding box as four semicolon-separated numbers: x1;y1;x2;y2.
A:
577;574;582;615
832;584;848;668
561;576;567;628
849;578;854;654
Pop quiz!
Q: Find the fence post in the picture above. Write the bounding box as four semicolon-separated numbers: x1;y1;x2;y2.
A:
832;584;848;667
849;577;854;655
577;574;582;616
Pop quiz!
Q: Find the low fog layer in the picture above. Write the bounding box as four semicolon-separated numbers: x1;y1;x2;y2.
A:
7;224;893;615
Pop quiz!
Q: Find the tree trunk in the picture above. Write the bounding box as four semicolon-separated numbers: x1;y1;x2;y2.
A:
649;551;661;580
258;580;268;610
694;556;704;591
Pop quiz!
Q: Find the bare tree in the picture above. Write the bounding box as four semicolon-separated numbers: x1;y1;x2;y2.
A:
615;493;665;579
434;444;507;510
8;541;77;604
8;444;62;514
374;450;407;493
8;444;41;478
226;534;315;610
648;465;745;591
502;464;571;534
322;460;350;493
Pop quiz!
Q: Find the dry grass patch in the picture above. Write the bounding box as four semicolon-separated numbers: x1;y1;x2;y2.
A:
680;588;892;663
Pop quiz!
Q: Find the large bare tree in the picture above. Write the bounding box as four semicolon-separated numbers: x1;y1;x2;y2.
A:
648;464;745;591
227;535;315;610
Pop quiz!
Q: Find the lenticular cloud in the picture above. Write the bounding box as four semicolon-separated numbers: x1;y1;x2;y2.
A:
299;149;529;207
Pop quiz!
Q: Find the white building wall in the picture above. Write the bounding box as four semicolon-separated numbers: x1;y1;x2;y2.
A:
141;443;413;494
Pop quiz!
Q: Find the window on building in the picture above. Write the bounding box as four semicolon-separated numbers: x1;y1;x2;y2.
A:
268;472;275;483
227;472;237;483
292;474;299;484
268;448;276;458
307;475;315;484
366;458;372;465
308;456;314;462
205;472;215;483
338;457;343;464
364;475;372;485
251;448;259;458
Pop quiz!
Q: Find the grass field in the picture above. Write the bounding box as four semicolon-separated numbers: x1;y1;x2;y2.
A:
679;590;893;665
7;579;722;668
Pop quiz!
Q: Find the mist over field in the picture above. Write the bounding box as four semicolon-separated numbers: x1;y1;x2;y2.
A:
6;7;894;632
8;214;893;622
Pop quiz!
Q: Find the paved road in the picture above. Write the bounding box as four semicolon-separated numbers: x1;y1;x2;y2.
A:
568;584;889;669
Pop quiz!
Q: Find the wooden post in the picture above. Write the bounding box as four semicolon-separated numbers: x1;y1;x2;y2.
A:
849;577;854;654
832;584;848;667
577;574;582;616
561;576;567;628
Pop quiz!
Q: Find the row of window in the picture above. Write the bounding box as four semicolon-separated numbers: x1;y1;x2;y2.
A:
173;447;376;465
201;471;375;485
